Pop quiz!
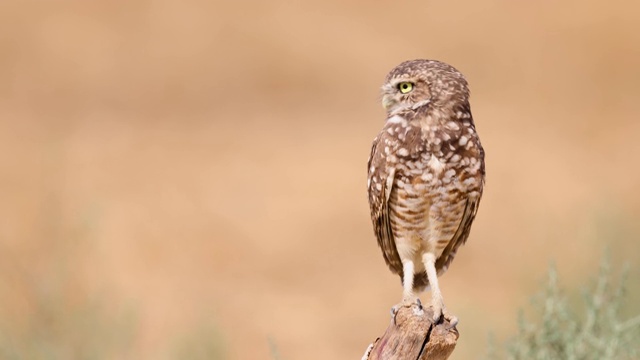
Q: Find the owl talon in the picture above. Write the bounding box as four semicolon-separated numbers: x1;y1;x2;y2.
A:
441;308;458;329
391;297;422;320
390;305;399;318
445;315;459;330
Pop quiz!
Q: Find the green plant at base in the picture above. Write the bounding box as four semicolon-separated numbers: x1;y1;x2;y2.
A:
504;259;640;360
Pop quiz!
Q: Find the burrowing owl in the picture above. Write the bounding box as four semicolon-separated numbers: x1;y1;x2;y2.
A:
367;59;485;325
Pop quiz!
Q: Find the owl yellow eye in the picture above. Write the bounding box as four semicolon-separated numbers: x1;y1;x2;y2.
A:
398;82;414;94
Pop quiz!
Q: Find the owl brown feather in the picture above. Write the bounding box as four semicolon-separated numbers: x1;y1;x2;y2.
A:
366;59;485;307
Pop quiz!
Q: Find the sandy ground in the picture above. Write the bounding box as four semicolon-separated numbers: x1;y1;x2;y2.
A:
0;0;639;359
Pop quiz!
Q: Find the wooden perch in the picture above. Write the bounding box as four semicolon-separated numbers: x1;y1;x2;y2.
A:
362;303;459;360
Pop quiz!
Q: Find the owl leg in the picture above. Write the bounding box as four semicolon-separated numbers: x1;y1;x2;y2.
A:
391;260;421;318
422;252;457;327
401;259;416;303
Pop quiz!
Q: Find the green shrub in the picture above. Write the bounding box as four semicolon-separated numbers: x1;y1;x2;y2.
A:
495;259;640;360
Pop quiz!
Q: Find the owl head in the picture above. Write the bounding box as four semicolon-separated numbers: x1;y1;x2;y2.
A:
381;59;470;116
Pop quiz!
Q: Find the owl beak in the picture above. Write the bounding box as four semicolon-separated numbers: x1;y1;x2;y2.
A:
382;94;395;110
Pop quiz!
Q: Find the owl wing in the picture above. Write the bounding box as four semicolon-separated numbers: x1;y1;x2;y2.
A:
436;121;485;274
367;135;403;276
435;196;481;274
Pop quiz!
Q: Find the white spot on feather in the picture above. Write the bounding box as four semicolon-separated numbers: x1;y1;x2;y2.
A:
384;169;395;201
428;156;445;174
444;169;456;179
387;115;407;125
463;178;476;186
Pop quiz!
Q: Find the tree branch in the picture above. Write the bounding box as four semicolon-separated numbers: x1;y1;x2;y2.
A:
362;303;459;360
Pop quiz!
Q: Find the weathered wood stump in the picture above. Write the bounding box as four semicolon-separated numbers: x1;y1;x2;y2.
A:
362;303;459;360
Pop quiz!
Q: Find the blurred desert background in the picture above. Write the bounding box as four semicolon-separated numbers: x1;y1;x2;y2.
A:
1;0;639;359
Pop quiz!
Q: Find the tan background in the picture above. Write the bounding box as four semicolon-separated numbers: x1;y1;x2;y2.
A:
0;0;639;359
